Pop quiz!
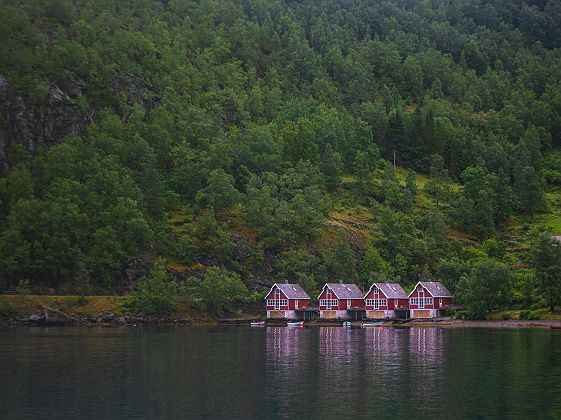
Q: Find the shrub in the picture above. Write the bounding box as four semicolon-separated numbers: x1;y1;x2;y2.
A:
0;300;17;317
16;279;30;295
123;259;186;316
520;310;540;320
200;267;248;313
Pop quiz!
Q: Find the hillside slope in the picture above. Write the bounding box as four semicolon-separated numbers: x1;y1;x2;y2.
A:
1;0;561;316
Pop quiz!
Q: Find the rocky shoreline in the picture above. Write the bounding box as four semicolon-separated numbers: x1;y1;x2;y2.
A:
2;311;561;329
0;305;258;327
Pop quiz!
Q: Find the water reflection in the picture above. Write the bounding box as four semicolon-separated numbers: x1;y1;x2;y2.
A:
407;328;447;415
264;327;312;415
1;327;560;419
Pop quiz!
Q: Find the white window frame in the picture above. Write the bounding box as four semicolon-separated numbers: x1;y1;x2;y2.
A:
267;299;288;307
320;298;339;308
366;298;387;309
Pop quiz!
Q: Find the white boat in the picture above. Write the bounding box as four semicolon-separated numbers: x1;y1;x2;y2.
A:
250;321;265;327
287;321;304;327
361;321;383;327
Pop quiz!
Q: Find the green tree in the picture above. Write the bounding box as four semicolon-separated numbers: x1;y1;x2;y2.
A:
325;234;357;281
124;259;186;316
321;144;343;190
359;246;393;282
353;150;372;188
200;266;248;313
455;166;495;238
533;234;561;311
514;165;545;215
195;169;241;211
457;259;512;319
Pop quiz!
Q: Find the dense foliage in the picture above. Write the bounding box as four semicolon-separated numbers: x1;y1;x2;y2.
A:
1;0;561;316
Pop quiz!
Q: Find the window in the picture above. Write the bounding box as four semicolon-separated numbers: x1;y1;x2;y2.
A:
412;297;432;305
366;299;386;308
267;299;287;307
321;299;338;307
371;287;378;294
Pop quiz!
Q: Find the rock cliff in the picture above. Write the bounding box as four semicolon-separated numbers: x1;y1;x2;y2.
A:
0;74;90;174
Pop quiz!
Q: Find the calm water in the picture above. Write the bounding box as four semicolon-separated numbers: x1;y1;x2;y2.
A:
1;326;560;419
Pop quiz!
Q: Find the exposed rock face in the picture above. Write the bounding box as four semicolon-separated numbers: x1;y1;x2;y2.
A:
0;74;91;174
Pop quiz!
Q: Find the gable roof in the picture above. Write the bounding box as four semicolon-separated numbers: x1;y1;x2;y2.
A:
364;283;408;299
318;283;363;299
264;283;310;300
407;281;452;298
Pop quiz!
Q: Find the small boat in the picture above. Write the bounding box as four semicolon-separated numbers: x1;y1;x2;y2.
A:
342;321;352;327
361;321;383;327
287;321;304;327
250;321;265;327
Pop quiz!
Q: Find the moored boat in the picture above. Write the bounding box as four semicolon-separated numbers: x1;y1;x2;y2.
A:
250;321;265;327
287;321;304;327
343;321;352;327
361;321;383;327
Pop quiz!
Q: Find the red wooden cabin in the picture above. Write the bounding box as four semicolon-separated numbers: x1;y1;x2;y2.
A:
364;282;409;319
318;283;364;319
265;283;310;320
408;281;452;318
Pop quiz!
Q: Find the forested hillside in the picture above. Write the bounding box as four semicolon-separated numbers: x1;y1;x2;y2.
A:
1;0;561;317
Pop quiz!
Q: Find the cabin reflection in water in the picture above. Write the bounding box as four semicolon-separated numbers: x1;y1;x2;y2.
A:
264;327;314;413
408;327;447;406
265;326;308;365
317;327;366;406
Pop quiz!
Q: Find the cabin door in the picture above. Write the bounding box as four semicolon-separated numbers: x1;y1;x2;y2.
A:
275;289;280;310
419;288;425;309
327;290;332;309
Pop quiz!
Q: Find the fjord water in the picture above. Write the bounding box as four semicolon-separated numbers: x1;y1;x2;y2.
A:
1;327;560;419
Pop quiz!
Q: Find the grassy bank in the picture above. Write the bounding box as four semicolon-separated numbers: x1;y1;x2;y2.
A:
0;295;254;320
2;295;561;324
487;309;561;321
0;295;126;317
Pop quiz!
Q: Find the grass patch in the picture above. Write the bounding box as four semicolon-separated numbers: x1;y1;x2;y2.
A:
488;308;561;321
0;295;126;317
